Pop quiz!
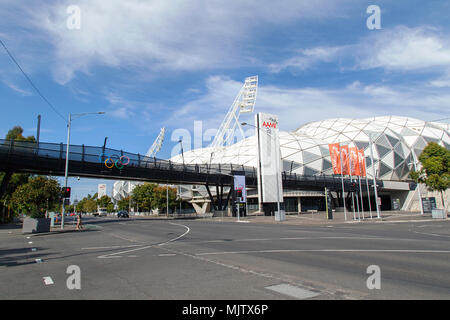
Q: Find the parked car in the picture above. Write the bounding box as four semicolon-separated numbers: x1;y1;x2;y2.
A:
117;211;129;218
94;208;107;217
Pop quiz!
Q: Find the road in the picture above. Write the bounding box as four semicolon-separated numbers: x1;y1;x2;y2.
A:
1;216;449;299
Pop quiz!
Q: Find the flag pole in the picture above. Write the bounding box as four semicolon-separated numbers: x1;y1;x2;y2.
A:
349;150;356;220
358;175;364;219
339;143;347;221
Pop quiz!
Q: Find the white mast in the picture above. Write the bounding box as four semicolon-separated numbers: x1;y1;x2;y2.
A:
146;127;166;158
210;76;258;149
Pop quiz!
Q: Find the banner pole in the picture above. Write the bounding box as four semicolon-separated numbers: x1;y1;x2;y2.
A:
339;143;347;221
359;175;364;219
366;174;372;219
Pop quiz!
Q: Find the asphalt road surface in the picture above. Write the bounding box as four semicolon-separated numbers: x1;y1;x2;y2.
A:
1;216;449;299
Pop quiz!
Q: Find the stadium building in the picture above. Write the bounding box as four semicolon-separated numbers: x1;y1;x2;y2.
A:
170;115;449;215
114;76;449;215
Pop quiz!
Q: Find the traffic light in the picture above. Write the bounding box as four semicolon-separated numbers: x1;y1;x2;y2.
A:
235;189;242;198
62;187;71;198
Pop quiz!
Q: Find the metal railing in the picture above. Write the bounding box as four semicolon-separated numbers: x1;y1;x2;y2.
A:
0;139;382;190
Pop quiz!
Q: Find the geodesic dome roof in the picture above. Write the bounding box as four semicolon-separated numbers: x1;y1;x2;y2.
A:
171;116;450;181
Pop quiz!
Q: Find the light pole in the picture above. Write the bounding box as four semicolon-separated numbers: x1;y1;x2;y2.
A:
242;122;282;220
61;112;105;229
178;139;185;167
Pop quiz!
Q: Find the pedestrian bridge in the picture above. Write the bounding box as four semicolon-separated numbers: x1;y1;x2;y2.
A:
0;139;384;192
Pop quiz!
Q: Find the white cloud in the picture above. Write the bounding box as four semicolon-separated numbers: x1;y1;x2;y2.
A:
270;26;450;76
1;0;351;84
269;46;347;73
428;77;450;88
2;81;32;96
357;26;450;72
168;76;450;138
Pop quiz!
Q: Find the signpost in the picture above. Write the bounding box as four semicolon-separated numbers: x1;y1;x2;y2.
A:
234;175;246;220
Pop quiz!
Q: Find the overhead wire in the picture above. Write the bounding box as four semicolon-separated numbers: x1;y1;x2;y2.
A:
0;38;67;123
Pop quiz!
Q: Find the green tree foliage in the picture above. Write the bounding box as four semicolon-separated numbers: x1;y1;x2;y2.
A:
410;142;450;209
5;126;35;142
106;203;115;213
0;126;35;222
97;195;112;208
132;183;157;211
10;176;62;218
131;183;179;213
83;198;97;213
153;185;179;213
117;196;131;211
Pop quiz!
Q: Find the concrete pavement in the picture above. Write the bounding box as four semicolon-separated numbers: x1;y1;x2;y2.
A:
1;215;449;299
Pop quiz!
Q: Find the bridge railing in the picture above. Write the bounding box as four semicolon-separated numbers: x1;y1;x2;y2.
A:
0;139;384;190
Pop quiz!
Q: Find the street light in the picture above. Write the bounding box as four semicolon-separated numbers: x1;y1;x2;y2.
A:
241;122;282;221
178;139;185;167
62;111;106;229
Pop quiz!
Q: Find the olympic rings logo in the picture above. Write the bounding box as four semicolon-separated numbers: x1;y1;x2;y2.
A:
98;153;130;170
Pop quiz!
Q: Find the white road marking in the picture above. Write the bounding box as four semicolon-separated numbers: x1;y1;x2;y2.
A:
28;241;33;244
410;230;450;238
35;259;43;263
82;244;143;250
158;254;176;257
265;283;320;299
108;233;144;243
157;223;190;246
187;236;416;244
43;277;54;285
155;246;349;299
31;248;37;252
97;222;190;259
195;249;450;256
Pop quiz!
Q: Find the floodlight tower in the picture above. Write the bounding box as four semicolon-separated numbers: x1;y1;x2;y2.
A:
210;76;258;149
146;127;166;157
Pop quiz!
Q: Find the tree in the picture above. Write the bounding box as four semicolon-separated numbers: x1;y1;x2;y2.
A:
132;183;157;212
106;203;115;213
10;176;62;218
0;126;35;223
83;198;97;213
117;196;131;211
410;142;450;211
152;185;179;213
5;125;35;142
97;195;112;208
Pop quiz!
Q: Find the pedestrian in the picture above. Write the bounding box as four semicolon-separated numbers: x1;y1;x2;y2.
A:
76;212;83;230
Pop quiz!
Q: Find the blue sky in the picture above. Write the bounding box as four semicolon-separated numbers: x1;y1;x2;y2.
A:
1;0;450;200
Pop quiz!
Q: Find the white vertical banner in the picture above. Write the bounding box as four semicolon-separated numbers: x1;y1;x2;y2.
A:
255;113;283;204
98;184;106;199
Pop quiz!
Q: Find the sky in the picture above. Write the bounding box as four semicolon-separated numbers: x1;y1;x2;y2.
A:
1;0;450;200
